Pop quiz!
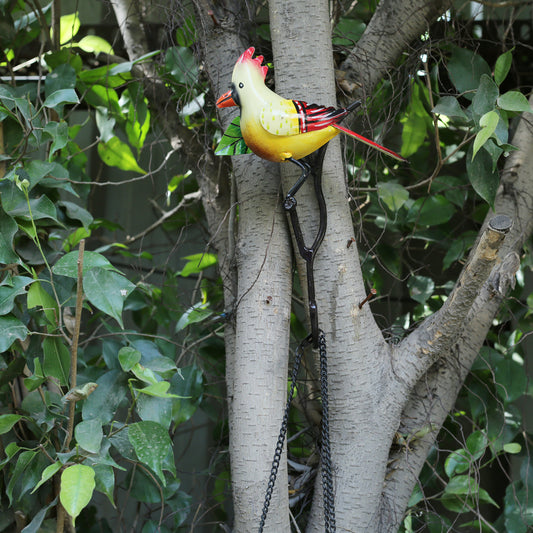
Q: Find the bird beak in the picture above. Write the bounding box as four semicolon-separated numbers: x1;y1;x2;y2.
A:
216;89;237;108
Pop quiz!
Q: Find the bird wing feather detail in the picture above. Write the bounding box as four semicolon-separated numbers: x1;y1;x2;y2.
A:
259;99;349;136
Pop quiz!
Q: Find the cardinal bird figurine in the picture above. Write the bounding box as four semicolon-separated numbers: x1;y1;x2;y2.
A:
216;47;406;199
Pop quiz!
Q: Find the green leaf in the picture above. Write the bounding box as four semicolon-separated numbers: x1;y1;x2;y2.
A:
165;46;198;85
31;461;62;493
76;35;114;55
432;96;468;120
52;250;116;278
0;210;20;264
58;200;94;228
98;136;146;174
82;369;128;424
136;394;173;428
471;75;499;120
27;280;59;326
447;46;491;99
332;17;366;46
7;195;60;224
0;414;23;434
472;110;499;160
377;182;409;211
93;463;115;507
442;230;477;271
60;464;95;526
445;449;470;477
131;363;159;385
43;89;79;109
180;253;218;277
494;49;513;86
0;315;28;352
83;267;136;327
128;421;173;485
44;121;69;157
45;64;77;98
176;302;213;332
466;430;488;459
0;275;33;315
215;116;252;156
43;337;70;386
85;85;121;114
170;365;203;425
466;144;500;207
494;357;527;402
407;195;455;226
6;450;46;504
407;275;434;304
118;346;142;371
503;442;522;454
497;91;532;113
75;419;103;453
59;13;81;44
136;381;184;399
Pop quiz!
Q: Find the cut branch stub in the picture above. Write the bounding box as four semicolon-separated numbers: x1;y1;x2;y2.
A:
488;214;513;234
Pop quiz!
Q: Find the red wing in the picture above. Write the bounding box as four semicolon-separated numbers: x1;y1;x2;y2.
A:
292;100;350;133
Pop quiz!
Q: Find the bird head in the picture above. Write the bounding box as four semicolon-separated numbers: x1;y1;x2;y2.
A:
216;47;269;109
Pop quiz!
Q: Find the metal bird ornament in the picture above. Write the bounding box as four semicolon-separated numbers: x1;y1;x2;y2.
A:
215;47;406;197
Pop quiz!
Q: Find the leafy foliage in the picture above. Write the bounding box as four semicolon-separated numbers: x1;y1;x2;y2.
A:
0;3;223;532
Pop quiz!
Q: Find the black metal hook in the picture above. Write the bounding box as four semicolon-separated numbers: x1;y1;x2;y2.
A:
283;146;328;348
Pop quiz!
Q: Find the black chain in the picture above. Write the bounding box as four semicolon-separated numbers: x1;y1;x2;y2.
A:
258;334;311;532
319;331;335;532
258;147;335;532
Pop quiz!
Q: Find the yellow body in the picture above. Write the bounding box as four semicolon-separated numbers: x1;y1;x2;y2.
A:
243;112;339;163
231;56;339;163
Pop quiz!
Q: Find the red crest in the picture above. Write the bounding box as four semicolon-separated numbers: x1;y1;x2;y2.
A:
237;47;268;81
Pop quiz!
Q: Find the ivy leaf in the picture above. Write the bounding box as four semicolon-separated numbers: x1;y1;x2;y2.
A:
466;144;499;207
447;46;491;99
494;49;513;86
97;136;142;171
42;89;79;110
432;96;468;120
377;182;409;211
42;337;70;386
0;275;33;315
179;253;217;277
472;110;499;160
215;116;252;156
0;210;20;264
75;419;103;454
97;136;146;174
83;267;136;328
0;315;28;352
407;275;435;304
58;13;81;45
471;75;499;120
60;464;95;526
76;35;114;55
407;195;455;226
128;421;173;485
0;414;23;434
497;91;532;113
52;250;117;278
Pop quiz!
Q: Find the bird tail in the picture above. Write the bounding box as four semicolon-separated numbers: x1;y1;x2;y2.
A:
333;123;407;162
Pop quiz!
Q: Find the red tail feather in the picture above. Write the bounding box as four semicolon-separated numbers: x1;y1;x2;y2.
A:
333;124;407;162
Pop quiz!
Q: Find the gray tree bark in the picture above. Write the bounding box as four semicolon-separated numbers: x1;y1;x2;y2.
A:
113;0;533;531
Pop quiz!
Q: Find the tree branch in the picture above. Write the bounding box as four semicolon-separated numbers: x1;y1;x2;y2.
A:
380;100;533;533
341;0;453;96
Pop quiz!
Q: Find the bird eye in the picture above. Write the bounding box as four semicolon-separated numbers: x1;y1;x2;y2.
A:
239;82;244;89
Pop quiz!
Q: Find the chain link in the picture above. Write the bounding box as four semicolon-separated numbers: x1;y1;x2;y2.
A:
258;335;310;532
